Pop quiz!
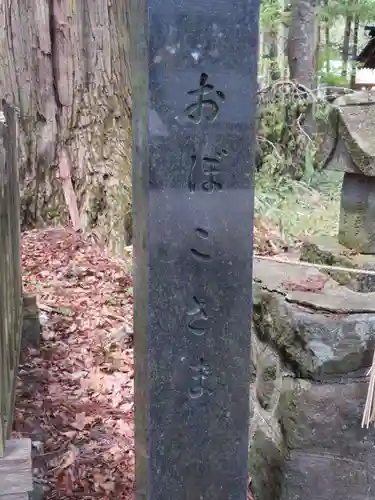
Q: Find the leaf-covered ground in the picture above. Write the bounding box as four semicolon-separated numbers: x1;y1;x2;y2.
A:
14;227;262;499
14;228;134;499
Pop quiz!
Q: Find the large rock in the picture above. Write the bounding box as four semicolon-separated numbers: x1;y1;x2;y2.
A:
253;260;375;379
300;236;375;292
249;259;375;500
281;379;375;500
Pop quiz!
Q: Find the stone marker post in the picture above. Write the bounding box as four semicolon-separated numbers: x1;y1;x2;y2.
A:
131;0;260;498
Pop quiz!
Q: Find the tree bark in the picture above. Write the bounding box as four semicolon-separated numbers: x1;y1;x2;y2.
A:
350;15;360;89
324;0;330;73
341;15;352;80
0;0;133;253
263;29;280;84
287;0;319;88
315;22;320;86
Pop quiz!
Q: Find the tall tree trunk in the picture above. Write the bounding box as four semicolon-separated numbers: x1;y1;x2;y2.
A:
287;0;319;88
350;15;360;89
281;0;290;78
324;0;330;73
270;30;281;81
342;15;352;80
263;29;280;83
0;0;133;254
315;23;320;86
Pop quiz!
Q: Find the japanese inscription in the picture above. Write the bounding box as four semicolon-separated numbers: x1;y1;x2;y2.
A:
184;72;227;399
187;296;208;336
133;0;258;494
184;72;225;124
189;359;213;399
191;227;212;262
189;149;228;193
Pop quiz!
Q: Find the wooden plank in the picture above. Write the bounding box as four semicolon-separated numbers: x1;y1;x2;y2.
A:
0;104;23;456
0;439;32;495
0;113;7;458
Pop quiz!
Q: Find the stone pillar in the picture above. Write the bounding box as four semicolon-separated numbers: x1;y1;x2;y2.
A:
131;0;260;498
339;173;375;253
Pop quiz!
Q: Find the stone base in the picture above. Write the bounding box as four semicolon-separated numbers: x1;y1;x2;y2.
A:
300;235;375;292
0;439;33;499
250;259;375;500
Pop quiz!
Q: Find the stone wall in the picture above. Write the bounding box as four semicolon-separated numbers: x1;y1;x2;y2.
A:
249;259;375;500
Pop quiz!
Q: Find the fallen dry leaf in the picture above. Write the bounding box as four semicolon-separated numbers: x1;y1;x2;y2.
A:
71;412;89;431
59;445;78;470
14;227;135;499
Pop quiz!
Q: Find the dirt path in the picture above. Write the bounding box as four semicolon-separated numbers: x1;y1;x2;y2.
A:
14;228;134;499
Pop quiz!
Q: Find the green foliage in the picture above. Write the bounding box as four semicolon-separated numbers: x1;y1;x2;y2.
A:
256;79;330;181
256;0;366;243
321;0;375;20
255;170;342;244
319;72;348;86
260;0;289;29
316;46;342;72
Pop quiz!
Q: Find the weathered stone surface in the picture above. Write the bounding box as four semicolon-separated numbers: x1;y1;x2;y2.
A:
251;258;375;499
255;257;375;311
332;92;375;176
131;0;259;498
252;336;280;411
300;236;375;292
339;172;375;253
253;260;375;379
249;382;284;500
336;90;375;107
248;426;284;500
28;482;44;500
284;379;374;459
280;378;375;499
22;294;41;350
320;91;375;252
282;450;375;500
250;259;375;500
324;130;362;175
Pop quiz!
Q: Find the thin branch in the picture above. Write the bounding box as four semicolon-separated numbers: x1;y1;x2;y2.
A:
256;135;283;160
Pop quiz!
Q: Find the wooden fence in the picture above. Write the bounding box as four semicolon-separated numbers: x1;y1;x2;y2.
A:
0;102;23;458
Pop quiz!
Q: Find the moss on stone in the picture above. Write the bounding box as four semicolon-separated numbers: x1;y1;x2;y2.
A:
300;236;375;292
249;428;284;500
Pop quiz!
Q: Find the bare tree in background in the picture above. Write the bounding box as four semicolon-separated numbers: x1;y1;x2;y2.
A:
350;15;360;89
342;15;353;79
287;0;319;88
0;1;132;253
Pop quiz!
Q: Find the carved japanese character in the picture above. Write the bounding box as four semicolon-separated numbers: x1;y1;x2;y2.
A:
187;296;208;336
184;73;225;124
188;358;213;399
191;228;211;262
